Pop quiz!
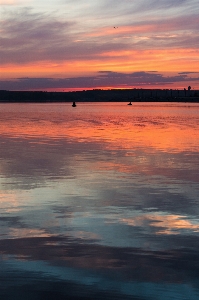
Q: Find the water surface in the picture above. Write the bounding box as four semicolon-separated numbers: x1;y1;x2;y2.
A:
0;102;199;299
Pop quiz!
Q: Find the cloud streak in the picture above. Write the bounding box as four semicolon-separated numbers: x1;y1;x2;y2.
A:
0;6;198;65
1;71;199;90
0;0;199;89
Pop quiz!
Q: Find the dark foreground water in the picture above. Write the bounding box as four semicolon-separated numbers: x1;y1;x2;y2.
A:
0;102;199;300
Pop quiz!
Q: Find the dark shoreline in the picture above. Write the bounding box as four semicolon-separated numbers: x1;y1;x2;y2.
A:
0;89;199;103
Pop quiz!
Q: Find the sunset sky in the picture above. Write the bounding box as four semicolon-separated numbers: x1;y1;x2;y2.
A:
0;0;199;91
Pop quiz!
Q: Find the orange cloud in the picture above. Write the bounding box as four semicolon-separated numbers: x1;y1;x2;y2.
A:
1;3;199;90
10;228;51;238
120;213;199;235
1;49;198;82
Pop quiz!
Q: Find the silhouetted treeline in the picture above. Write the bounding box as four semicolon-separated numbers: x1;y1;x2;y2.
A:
0;89;199;103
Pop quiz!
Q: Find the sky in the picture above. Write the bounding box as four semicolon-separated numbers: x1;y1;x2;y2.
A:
0;0;199;91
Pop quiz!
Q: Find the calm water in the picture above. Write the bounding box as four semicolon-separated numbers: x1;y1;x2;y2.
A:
0;102;199;300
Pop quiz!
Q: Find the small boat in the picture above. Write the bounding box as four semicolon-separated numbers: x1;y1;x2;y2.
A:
127;101;132;105
72;102;76;107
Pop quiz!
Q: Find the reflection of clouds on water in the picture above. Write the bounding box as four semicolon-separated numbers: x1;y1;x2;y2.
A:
0;136;75;187
1;234;199;296
0;103;199;299
9;228;51;238
1;256;199;300
0;213;53;240
0;192;20;210
70;230;101;241
120;213;199;235
0;134;199;247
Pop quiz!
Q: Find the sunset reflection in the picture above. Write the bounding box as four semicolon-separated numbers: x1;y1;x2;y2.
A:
10;228;51;238
0;103;199;300
0;192;20;211
121;213;199;235
0;103;199;153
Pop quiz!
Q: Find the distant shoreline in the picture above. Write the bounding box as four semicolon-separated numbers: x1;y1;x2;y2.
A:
0;89;199;103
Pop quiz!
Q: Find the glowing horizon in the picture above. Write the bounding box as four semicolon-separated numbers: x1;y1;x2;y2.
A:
0;0;199;91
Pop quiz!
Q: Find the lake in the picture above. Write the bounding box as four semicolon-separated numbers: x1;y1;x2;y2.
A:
0;102;199;299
